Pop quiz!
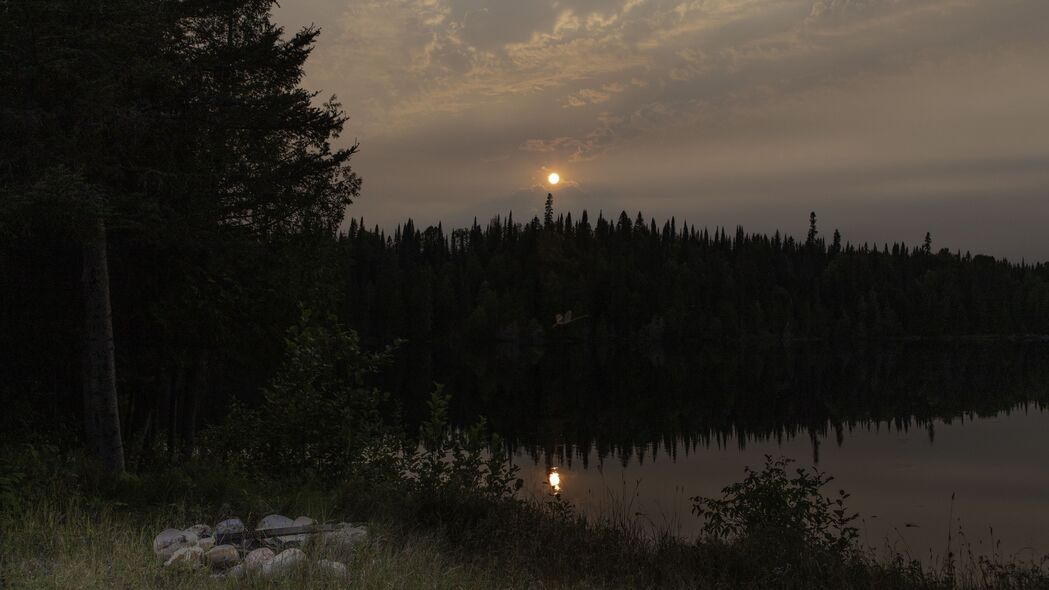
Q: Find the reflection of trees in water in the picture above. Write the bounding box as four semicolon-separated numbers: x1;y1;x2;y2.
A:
382;343;1049;466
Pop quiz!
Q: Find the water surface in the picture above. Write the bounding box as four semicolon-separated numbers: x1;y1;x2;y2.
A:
513;406;1049;561
384;342;1049;560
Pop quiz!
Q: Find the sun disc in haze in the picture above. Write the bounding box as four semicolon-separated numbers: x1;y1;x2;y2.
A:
547;172;560;185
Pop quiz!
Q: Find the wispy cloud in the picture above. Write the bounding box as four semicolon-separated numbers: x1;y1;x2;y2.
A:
275;0;1049;259
563;83;627;107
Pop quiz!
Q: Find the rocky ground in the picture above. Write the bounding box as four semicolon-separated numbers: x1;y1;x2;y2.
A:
152;515;368;579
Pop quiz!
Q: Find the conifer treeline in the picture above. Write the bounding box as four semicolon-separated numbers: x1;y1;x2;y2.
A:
335;206;1049;344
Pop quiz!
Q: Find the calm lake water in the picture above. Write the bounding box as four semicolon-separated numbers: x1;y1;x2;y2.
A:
513;406;1049;562
384;342;1049;561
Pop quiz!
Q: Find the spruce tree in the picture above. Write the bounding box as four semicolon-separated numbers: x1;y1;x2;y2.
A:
0;0;179;473
0;0;362;470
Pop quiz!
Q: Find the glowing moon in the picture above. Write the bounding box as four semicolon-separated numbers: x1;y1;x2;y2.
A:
547;172;560;185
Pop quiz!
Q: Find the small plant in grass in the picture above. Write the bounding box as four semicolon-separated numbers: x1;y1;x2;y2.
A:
544;492;576;522
406;386;522;516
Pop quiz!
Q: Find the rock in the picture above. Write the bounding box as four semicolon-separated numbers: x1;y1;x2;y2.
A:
243;547;275;572
256;514;294;531
321;523;368;548
214;518;244;543
186;524;213;538
197;537;216;552
153;529;199;561
206;544;240;569
261;548;306;577
164;545;204;568
315;559;349;577
213;564;245;580
256;514;297;546
278;515;316;543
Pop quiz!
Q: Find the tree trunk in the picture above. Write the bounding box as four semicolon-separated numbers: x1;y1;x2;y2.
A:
81;207;125;474
167;361;182;461
180;349;207;457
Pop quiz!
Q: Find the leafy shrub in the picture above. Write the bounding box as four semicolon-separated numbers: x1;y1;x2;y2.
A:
691;455;859;570
398;386;522;526
0;444;68;512
204;306;522;526
204;307;402;483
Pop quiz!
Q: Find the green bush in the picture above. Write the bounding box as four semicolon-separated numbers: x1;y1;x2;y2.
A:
0;443;70;512
410;386;521;501
204;307;402;483
398;386;522;527
691;455;860;574
202;307;522;526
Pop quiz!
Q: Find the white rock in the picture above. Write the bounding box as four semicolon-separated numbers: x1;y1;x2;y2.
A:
206;544;240;569
256;514;299;545
197;537;216;552
214;564;245;579
315;559;349;577
243;547;275;572
186;524;212;538
152;528;180;556
164;545;204;568
153;529;198;561
256;514;294;531
261;548;306;577
321;523;368;548
215;518;244;542
278;515;317;543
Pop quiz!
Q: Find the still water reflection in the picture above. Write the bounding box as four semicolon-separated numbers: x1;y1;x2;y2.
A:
517;406;1049;560
383;342;1049;560
547;468;562;494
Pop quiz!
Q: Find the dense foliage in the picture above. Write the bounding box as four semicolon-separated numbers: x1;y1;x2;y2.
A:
204;309;399;482
0;0;360;464
335;209;1049;345
692;456;859;564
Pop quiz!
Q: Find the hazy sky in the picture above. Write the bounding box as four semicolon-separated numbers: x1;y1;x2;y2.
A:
274;0;1049;260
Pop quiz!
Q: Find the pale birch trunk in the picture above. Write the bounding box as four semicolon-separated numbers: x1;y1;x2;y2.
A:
81;205;125;473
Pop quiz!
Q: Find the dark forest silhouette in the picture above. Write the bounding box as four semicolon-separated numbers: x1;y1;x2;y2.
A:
7;196;1049;469
1;0;359;472
336;207;1049;347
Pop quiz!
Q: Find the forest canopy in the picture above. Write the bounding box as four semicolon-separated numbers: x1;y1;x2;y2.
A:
336;207;1049;346
0;0;360;471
